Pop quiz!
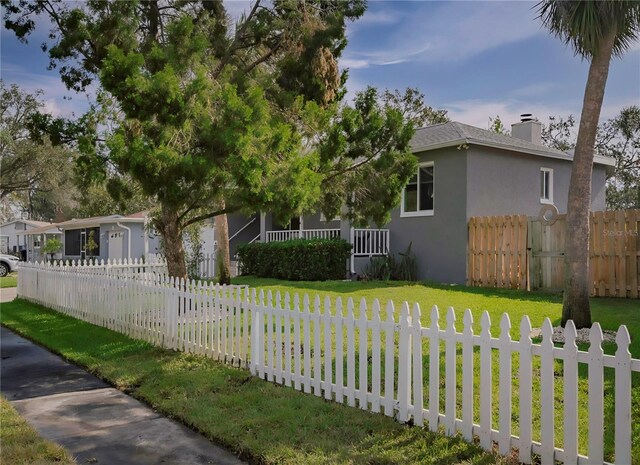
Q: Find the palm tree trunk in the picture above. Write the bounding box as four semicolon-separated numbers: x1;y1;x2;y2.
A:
214;204;231;285
562;29;617;328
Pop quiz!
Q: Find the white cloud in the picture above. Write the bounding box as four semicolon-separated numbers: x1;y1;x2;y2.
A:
344;1;543;69
444;97;633;130
2;63;92;118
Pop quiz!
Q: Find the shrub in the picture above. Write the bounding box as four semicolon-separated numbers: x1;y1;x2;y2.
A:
237;239;352;281
362;243;417;282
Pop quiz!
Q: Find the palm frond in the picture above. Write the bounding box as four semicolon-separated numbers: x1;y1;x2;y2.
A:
536;0;640;58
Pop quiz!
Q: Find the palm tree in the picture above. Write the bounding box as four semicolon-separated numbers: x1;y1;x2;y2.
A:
537;1;640;328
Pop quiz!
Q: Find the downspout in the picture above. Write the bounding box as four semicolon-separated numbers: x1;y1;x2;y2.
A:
143;217;149;260
117;222;132;260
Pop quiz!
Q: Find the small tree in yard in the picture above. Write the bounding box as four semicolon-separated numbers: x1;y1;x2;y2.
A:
85;230;98;258
4;1;446;279
537;0;640;328
41;237;62;261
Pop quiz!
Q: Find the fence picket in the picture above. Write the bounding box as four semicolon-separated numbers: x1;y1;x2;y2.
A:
345;298;356;406
588;322;605;464
323;296;332;401
412;303;423;426
479;311;492;449
518;316;533;464
313;295;322;397
293;294;302;391
428;305;440;431
383;301;395;417
371;299;382;414
614;326;632;465
335;297;345;404
303;294;312;394
397;302;411;423
540;318;555;465
498;313;512;455
461;309;474;441
358;299;368;409
445;307;456;435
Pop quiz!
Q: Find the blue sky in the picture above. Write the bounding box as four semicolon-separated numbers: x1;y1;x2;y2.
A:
2;0;638;129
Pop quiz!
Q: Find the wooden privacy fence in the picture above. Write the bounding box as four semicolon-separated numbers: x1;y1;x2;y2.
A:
468;209;640;297
18;261;640;465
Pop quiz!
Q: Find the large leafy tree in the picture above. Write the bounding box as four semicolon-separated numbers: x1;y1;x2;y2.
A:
3;0;368;277
0;81;73;215
537;0;640;328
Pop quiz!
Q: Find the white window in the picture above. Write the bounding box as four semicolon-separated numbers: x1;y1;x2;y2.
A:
401;162;434;217
540;168;553;204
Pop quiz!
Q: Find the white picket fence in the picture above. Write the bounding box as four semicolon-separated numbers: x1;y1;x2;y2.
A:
16;261;639;465
192;253;238;279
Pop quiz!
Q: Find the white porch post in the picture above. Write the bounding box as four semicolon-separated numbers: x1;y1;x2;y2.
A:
299;215;304;239
259;212;266;242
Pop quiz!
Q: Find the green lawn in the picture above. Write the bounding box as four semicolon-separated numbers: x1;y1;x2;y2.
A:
0;272;18;288
1;396;77;465
233;277;640;461
0;299;515;465
233;277;640;355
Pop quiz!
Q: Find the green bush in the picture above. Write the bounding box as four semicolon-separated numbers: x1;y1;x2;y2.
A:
237;239;352;281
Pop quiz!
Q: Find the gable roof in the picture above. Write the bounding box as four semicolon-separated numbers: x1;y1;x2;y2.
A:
18;212;148;235
0;219;54;229
410;121;615;167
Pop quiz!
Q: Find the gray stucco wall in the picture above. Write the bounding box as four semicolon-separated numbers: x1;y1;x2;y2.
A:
385;147;469;284
466;146;608;217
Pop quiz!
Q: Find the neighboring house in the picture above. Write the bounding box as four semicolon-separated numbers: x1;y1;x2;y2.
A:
226;116;615;285
0;219;54;259
20;212;163;262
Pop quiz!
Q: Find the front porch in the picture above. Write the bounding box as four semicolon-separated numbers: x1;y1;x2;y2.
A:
257;213;390;274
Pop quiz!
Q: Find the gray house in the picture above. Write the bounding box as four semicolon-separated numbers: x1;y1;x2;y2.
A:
20;212;163;262
224;117;614;285
0;219;54;259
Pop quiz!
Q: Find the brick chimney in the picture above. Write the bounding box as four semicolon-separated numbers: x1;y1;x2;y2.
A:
511;114;542;145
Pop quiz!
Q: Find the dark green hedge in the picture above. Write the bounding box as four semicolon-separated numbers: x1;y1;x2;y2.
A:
236;239;352;281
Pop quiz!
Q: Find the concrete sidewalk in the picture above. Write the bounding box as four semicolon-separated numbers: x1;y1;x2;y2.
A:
1;326;246;465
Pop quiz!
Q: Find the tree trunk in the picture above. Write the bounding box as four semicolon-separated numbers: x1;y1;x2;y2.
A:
159;205;187;279
562;30;616;328
214;206;231;285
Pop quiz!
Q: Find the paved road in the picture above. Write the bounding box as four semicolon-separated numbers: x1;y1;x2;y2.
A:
1;326;246;465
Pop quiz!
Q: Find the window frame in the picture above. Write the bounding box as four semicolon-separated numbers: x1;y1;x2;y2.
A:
400;161;435;218
540;167;554;204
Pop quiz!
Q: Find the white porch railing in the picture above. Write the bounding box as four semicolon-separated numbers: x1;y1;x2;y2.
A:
266;229;340;242
351;228;390;256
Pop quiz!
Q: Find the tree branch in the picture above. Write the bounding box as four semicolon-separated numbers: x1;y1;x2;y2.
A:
181;205;241;228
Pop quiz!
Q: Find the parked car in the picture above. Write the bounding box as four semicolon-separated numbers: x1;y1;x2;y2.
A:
0;254;20;277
